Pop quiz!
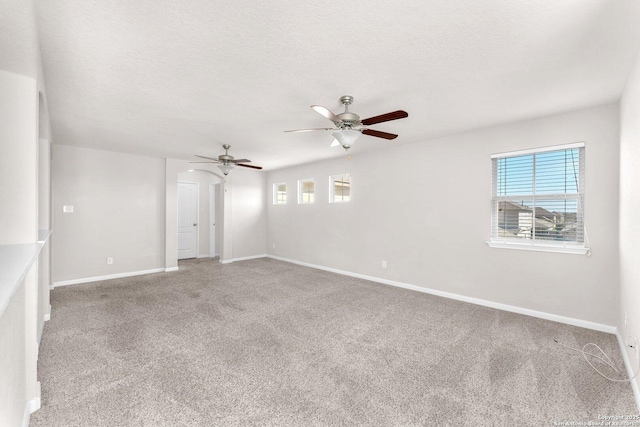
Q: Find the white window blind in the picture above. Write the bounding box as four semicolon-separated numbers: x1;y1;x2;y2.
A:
490;143;586;252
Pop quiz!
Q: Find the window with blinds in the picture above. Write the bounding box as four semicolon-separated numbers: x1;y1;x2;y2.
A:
490;142;587;254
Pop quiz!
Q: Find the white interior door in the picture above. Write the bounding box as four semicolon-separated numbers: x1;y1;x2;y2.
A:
178;181;198;260
209;183;216;257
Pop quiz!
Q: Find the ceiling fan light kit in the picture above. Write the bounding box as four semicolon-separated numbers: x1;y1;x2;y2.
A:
332;129;361;150
217;163;234;176
286;95;408;150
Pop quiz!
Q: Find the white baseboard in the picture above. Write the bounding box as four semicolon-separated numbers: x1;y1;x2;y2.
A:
197;253;210;259
52;268;166;288
267;255;616;334
164;266;179;272
28;394;40;414
616;329;640;412
23;382;41;427
220;254;267;264
22;402;30;427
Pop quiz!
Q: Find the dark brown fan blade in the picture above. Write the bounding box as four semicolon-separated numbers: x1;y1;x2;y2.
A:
195;155;220;161
361;110;408;126
237;163;262;170
362;129;398;140
231;159;251;164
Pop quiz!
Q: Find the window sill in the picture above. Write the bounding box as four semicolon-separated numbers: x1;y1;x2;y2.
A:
486;241;590;255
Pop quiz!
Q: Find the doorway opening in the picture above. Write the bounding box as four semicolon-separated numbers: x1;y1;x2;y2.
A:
177;170;222;260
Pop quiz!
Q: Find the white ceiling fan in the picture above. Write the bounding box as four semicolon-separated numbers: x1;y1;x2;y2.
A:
285;95;409;150
190;144;262;175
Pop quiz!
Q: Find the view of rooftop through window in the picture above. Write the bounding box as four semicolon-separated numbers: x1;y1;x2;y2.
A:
492;146;584;244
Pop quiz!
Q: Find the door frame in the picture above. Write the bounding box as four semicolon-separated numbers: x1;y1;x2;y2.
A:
177;180;199;260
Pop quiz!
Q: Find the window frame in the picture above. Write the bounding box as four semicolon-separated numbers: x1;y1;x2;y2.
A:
487;142;589;255
329;174;351;203
297;178;315;204
273;182;287;205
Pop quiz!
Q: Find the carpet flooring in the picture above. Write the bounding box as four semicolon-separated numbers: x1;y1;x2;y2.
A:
31;258;637;426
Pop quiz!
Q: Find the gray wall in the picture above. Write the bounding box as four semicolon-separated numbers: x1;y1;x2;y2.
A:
267;103;620;326
52;145;166;282
620;47;640;395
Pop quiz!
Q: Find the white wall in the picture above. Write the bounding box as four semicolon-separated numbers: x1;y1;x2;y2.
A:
620;48;640;396
52;145;166;282
0;70;38;245
267;103;620;326
0;1;50;424
0;285;27;427
229;167;267;259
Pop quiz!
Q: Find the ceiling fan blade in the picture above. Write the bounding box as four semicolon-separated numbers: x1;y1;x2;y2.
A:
236;163;263;170
311;105;341;123
330;139;340;147
195;155;220;161
361;110;408;126
231;158;251;164
284;128;334;133
362;129;398;140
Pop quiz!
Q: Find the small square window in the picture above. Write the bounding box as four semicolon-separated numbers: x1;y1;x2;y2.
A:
298;179;315;204
273;183;286;204
330;174;350;203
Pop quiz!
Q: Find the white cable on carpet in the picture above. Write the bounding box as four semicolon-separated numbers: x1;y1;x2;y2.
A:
555;339;640;383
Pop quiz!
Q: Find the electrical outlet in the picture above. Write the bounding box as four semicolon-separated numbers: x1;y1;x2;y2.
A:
107;257;113;265
627;336;639;360
381;260;387;269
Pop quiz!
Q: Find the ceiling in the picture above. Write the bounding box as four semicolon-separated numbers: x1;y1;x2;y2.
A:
34;0;640;170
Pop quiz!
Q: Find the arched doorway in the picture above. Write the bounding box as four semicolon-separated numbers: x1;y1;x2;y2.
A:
165;159;232;270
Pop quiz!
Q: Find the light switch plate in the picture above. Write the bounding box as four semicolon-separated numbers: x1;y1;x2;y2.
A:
63;205;74;213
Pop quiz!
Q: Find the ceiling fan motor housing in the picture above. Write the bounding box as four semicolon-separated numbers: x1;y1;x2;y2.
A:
337;112;360;128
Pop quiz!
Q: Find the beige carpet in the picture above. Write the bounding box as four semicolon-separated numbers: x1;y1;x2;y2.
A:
31;258;637;426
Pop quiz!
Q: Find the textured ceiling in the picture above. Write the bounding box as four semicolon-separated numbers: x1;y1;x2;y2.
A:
34;0;640;170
